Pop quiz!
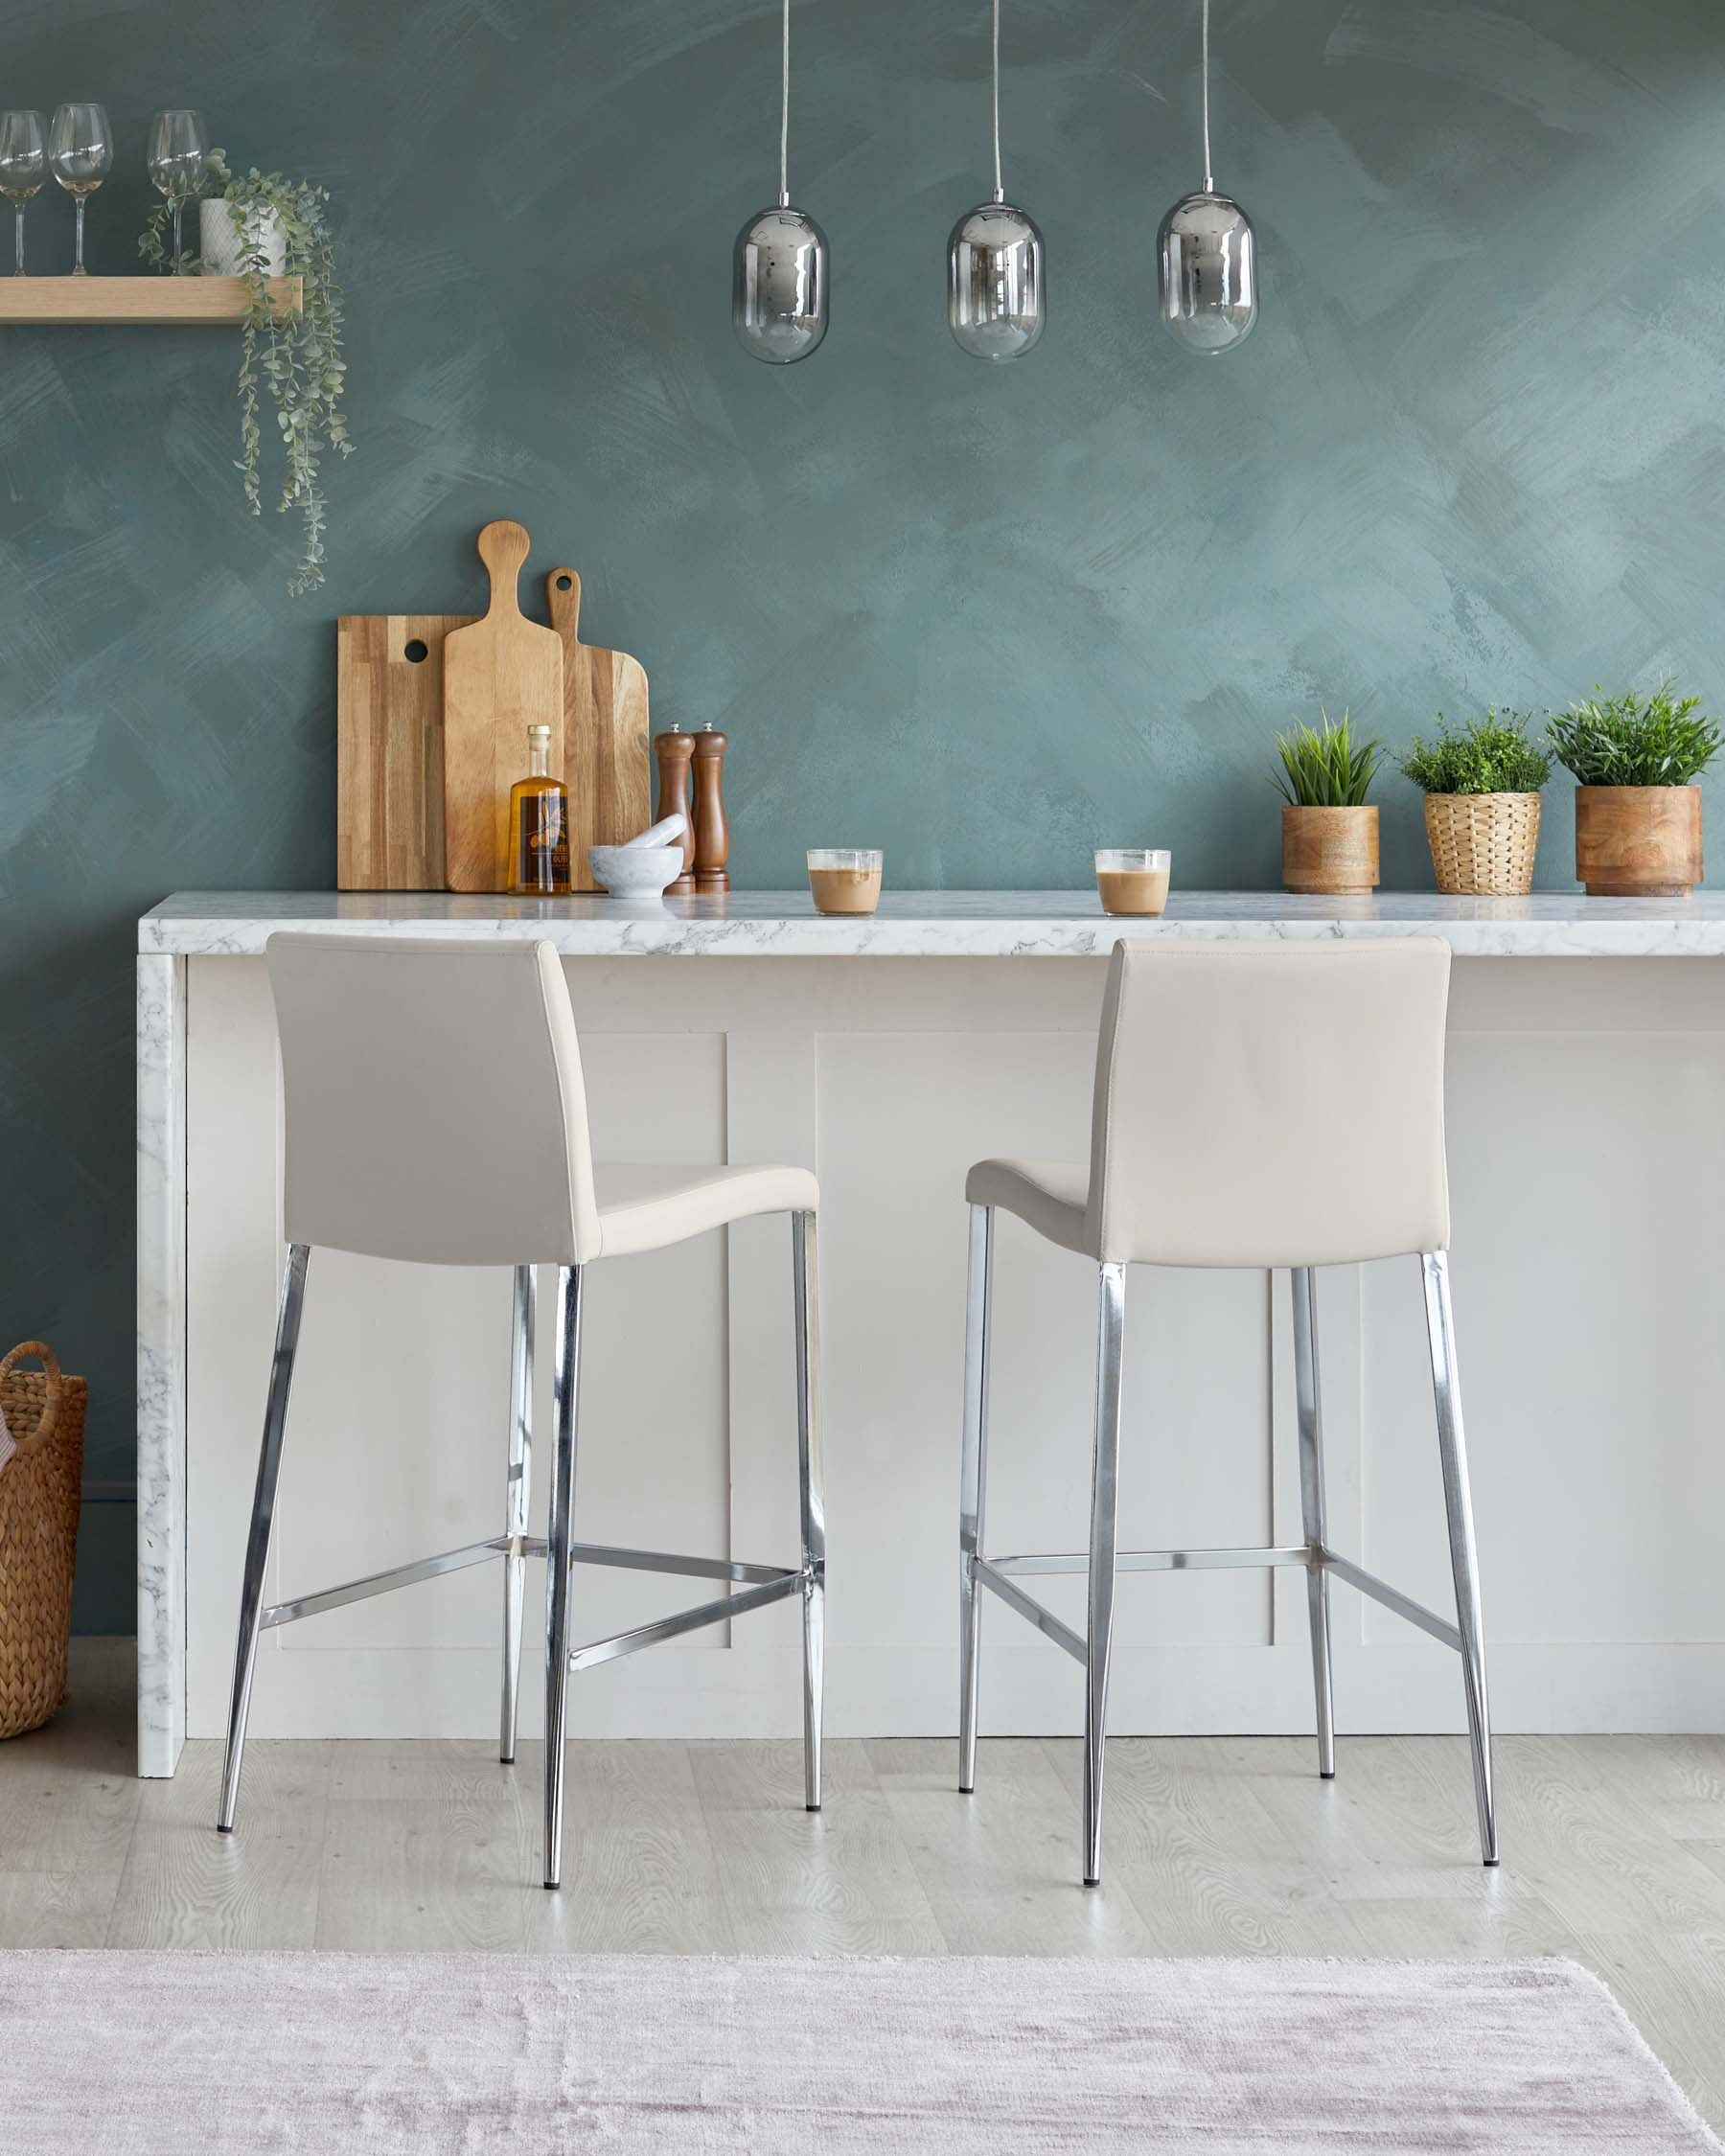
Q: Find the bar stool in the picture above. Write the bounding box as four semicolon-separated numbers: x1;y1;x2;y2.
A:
217;933;824;1888
957;937;1495;1886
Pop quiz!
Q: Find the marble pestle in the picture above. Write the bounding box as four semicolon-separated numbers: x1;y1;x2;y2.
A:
621;813;688;852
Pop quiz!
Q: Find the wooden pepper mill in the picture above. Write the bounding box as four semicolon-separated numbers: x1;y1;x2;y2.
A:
692;724;730;894
653;727;697;895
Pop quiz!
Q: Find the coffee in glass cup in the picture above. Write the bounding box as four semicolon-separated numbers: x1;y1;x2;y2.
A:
1094;848;1171;917
808;848;883;915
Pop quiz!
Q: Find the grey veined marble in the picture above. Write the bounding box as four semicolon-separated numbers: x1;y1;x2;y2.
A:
135;953;186;1778
140;888;1725;960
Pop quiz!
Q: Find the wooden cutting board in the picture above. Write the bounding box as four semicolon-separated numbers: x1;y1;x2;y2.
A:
545;567;652;893
442;520;564;893
336;612;473;890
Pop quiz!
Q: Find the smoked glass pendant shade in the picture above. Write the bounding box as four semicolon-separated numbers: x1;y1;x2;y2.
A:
733;202;828;365
948;198;1045;361
1159;189;1255;354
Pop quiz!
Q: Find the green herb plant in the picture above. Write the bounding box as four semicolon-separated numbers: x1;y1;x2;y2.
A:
1547;683;1722;788
142;149;351;595
1399;711;1552;796
1274;710;1382;807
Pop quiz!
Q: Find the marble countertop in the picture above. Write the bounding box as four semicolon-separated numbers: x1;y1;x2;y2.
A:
138;889;1725;957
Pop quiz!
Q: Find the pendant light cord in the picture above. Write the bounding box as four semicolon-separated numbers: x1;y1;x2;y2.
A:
991;0;1003;203
779;0;791;207
1200;0;1213;192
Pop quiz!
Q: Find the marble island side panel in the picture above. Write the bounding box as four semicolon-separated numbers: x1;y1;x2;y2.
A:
135;898;1725;1772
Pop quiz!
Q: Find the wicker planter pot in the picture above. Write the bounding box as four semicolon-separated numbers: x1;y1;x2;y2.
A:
1281;804;1379;895
1574;785;1704;897
0;1342;85;1739
1422;791;1541;896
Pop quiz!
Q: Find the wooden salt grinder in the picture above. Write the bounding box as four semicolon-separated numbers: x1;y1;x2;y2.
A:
654;727;698;895
692;724;730;894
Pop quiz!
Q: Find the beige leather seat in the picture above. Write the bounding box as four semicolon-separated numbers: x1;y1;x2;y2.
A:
218;934;825;1891
957;937;1495;1887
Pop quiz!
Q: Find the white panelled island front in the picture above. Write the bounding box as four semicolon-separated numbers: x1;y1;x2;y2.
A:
136;891;1725;1774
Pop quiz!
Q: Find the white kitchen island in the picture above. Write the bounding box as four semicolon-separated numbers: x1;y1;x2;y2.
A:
136;891;1725;1775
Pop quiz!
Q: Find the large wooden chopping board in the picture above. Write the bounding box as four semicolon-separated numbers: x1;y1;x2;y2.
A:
442;520;564;893
336;612;473;889
545;567;652;892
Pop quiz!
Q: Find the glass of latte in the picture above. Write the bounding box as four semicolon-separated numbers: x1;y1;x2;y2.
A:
1094;848;1171;917
808;849;884;916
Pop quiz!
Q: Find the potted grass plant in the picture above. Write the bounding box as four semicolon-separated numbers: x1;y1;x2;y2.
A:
1547;683;1722;896
1399;711;1552;896
1274;711;1382;894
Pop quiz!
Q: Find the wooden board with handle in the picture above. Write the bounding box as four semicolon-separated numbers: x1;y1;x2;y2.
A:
545;568;652;892
441;520;565;893
336;612;473;890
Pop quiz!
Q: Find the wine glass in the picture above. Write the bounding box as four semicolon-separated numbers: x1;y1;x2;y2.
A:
49;103;111;276
147;109;205;271
0;111;46;277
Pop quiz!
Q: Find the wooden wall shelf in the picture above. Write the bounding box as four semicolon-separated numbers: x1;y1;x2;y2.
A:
0;276;302;324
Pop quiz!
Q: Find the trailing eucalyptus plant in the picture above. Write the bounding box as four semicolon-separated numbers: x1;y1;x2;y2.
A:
141;149;351;595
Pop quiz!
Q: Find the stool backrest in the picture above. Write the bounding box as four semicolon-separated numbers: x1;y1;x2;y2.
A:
1087;938;1451;1267
266;934;601;1266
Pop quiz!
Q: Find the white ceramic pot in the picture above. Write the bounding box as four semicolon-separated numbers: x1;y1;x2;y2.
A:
199;197;287;277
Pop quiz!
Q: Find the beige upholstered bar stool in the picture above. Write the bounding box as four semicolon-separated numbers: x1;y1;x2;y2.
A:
218;934;824;1889
958;937;1495;1886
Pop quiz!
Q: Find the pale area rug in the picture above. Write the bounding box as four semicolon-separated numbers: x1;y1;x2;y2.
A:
4;1951;1718;2152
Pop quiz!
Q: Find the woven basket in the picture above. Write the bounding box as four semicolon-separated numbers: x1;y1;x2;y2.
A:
0;1342;86;1739
1423;791;1542;897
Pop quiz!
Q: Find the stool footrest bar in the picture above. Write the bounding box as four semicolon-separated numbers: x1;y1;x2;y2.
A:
973;1544;1460;1657
973;1557;1087;1663
261;1536;509;1631
1322;1550;1461;1652
568;1541;798;1587
991;1544;1314;1577
566;1570;804;1674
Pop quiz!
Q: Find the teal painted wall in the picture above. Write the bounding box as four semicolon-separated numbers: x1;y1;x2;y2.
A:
3;1;1721;1628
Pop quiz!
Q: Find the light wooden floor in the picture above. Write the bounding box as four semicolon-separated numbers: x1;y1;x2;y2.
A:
7;1645;1724;2133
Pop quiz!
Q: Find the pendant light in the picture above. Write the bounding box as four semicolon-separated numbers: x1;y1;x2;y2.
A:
733;0;828;364
947;0;1045;360
1159;0;1255;355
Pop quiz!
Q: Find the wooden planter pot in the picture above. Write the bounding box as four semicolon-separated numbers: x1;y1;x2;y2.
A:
1282;804;1379;895
1574;786;1703;897
1423;791;1541;896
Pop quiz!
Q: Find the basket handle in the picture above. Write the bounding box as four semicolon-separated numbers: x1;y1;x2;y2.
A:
0;1342;62;1461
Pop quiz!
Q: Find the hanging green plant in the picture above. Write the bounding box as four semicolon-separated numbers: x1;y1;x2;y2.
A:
141;149;351;595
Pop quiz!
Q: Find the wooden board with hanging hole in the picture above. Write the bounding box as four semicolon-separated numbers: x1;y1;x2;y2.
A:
545;568;652;893
336;614;473;891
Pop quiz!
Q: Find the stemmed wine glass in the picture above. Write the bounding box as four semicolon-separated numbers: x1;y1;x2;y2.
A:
49;103;111;276
147;108;205;271
0;111;46;276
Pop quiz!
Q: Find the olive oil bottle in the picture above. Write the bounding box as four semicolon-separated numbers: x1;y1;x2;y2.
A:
508;723;571;895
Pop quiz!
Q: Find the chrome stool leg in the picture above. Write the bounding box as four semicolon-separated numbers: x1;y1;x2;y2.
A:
218;1243;310;1834
1082;1261;1127;1887
499;1264;536;1765
957;1203;995;1794
542;1263;585;1890
793;1211;825;1812
1422;1251;1498;1866
1291;1267;1337;1779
